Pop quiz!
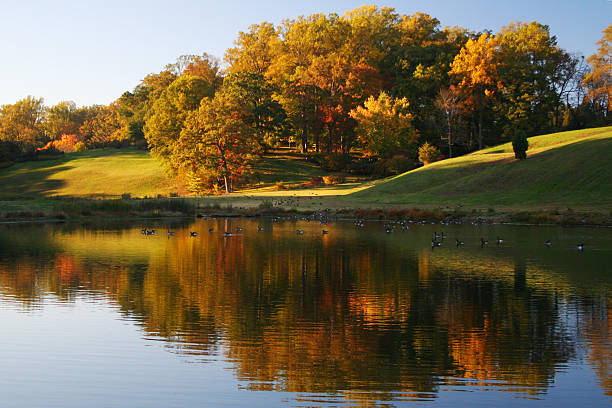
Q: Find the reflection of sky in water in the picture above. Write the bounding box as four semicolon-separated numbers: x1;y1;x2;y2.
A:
0;220;610;407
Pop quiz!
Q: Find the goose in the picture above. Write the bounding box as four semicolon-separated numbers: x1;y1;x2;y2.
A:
431;239;441;248
236;227;243;232
577;243;584;251
480;238;488;247
496;236;503;245
167;231;175;238
223;232;233;237
456;239;464;247
145;230;155;236
150;229;157;235
209;228;214;233
296;230;304;235
257;226;264;231
190;231;198;237
322;230;329;235
441;232;447;239
544;240;552;247
433;232;441;239
141;228;147;235
385;228;392;234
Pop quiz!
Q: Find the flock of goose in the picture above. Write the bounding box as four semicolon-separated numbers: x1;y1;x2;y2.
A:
140;217;586;251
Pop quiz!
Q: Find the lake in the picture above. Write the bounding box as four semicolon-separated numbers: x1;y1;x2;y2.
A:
0;217;610;407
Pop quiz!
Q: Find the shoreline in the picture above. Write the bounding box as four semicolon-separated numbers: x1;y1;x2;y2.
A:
1;197;610;227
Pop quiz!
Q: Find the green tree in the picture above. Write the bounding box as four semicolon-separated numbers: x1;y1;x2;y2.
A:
512;129;528;160
177;92;258;193
144;75;214;169
223;72;286;149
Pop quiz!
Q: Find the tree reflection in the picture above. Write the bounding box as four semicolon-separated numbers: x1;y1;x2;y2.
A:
0;221;610;404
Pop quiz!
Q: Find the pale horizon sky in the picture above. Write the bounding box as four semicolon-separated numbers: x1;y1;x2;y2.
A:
1;0;610;107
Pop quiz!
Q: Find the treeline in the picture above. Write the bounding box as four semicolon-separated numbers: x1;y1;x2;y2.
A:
1;6;610;192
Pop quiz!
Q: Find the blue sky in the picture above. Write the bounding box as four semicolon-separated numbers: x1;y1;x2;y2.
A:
0;0;610;107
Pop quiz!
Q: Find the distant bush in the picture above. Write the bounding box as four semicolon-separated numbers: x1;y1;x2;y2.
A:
322;174;345;185
418;142;441;165
73;142;86;152
309;176;324;187
512;130;528;160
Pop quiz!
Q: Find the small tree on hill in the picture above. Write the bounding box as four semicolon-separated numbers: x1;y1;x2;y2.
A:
512;129;528;160
418;142;441;165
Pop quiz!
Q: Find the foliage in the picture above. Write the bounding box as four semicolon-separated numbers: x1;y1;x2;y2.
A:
350;92;417;157
177;91;259;193
0;96;46;154
512;129;529;160
583;23;612;118
418;142;440;164
144;74;215;169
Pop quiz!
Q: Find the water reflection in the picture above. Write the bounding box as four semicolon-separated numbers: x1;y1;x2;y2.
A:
0;219;610;406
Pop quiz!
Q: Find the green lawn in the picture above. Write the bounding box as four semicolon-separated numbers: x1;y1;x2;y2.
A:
0;148;183;199
350;126;612;210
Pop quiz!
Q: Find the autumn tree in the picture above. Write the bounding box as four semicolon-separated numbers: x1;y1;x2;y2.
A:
79;104;123;147
450;33;501;150
43;101;84;140
0;96;46;154
583;23;612;119
434;86;462;157
350;92;417;157
177;92;258;193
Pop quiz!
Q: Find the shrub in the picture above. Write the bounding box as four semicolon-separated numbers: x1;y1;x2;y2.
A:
512;130;528;160
418;142;441;165
73;142;86;152
309;176;323;187
322;174;345;185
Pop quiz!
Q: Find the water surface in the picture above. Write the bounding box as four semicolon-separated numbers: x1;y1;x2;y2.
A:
0;218;610;407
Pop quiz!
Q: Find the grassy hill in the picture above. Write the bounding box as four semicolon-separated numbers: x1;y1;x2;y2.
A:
350;126;612;211
0;148;183;199
1;127;611;215
0;147;332;200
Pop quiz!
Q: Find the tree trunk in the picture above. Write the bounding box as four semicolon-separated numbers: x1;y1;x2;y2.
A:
300;117;308;153
478;110;483;150
223;175;231;194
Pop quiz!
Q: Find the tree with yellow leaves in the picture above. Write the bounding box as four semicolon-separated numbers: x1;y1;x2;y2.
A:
450;33;502;150
349;92;417;157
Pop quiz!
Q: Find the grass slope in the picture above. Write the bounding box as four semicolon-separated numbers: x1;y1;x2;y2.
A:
0;148;183;199
351;127;612;210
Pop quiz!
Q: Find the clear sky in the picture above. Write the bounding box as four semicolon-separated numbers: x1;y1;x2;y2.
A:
0;0;610;107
